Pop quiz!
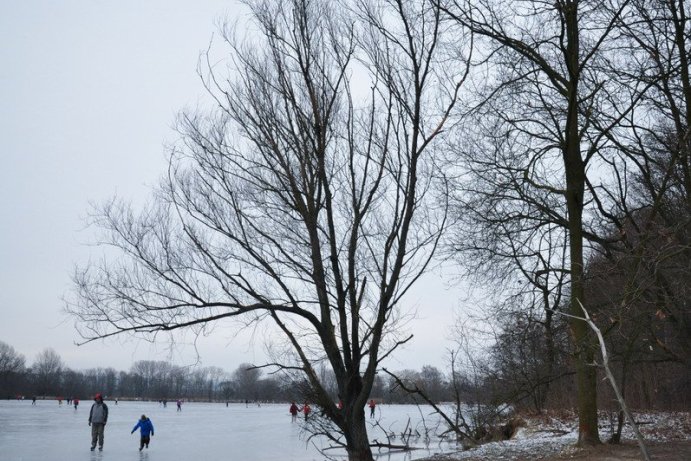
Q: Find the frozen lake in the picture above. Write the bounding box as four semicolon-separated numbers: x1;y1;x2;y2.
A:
0;400;458;460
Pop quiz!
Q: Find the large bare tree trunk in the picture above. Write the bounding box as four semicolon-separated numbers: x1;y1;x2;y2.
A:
344;408;374;461
562;0;600;444
568;196;599;445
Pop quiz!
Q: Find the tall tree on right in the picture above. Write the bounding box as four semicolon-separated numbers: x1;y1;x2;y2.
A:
439;0;644;444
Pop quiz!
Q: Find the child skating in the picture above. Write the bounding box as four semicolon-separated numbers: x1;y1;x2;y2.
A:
131;414;155;451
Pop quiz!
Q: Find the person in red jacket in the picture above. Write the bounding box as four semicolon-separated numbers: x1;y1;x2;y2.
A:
302;402;311;420
368;399;376;418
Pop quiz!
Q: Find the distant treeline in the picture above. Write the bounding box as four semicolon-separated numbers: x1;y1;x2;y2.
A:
0;342;456;403
1;339;688;410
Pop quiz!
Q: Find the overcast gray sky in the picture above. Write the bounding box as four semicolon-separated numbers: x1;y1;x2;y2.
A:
0;0;462;374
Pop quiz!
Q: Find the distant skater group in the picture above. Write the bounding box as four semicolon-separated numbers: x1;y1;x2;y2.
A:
289;401;311;421
289;399;377;421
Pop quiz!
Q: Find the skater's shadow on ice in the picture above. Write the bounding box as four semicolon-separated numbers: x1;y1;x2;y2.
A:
88;450;150;460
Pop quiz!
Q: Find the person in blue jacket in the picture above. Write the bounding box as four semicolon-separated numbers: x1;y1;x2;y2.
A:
131;414;155;451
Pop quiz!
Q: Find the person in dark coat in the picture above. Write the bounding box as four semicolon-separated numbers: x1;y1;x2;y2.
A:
289;402;299;422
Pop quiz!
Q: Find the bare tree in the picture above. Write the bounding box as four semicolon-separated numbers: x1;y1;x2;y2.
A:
0;341;25;375
32;348;64;397
438;0;650;444
130;360;172;399
232;363;262;401
67;1;468;459
0;341;26;397
418;365;447;401
447;180;571;413
487;310;572;412
574;0;691;438
613;0;691;367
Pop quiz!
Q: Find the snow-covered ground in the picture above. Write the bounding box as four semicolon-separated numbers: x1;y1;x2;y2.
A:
420;410;691;461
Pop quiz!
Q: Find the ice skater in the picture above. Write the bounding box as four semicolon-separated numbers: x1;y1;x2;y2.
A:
368;399;376;418
131;414;155;451
88;393;109;451
176;399;182;412
74;398;79;410
289;402;298;422
302;402;311;420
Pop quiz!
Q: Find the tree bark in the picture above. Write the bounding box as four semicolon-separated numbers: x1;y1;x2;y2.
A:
562;0;600;445
344;407;374;461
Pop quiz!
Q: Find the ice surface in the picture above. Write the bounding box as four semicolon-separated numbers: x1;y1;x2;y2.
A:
0;401;457;461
